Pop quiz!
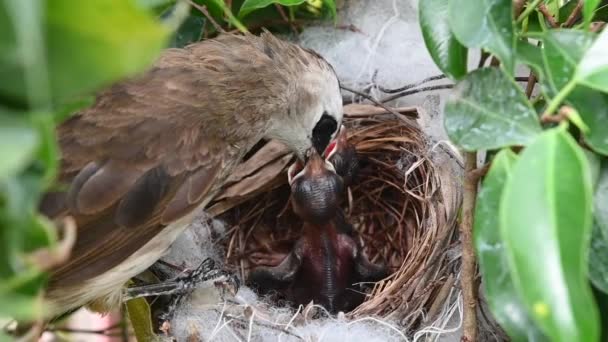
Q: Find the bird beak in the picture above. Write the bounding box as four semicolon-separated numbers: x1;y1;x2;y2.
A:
323;125;347;160
288;159;305;185
289;147;313;185
306;149;338;176
288;148;336;186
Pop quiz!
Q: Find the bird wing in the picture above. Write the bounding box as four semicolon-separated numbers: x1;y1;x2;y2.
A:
44;33;295;288
45;56;233;288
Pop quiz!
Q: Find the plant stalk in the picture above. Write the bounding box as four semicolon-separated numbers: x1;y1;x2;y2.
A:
516;0;543;24
543;79;577;117
461;151;479;342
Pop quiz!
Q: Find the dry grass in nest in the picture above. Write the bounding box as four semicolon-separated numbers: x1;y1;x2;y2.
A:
207;104;460;332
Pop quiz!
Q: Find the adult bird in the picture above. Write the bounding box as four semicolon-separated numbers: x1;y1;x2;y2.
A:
40;31;343;317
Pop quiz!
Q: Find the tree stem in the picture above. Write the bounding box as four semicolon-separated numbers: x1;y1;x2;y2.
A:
516;0;543;24
461;151;479;342
543;79;577;117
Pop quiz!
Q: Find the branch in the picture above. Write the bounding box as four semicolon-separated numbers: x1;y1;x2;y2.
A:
513;0;526;19
461;152;479;342
187;0;225;33
525;72;537;98
274;4;299;34
467;163;490;182
538;4;559;28
380;84;453;103
376;74;446;94
540;106;576;125
563;1;583;27
516;0;543;24
478;51;491;68
591;21;607;32
376;76;531;103
339;85;418;119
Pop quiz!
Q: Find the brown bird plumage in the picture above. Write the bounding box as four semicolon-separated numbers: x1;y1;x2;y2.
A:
41;32;343;316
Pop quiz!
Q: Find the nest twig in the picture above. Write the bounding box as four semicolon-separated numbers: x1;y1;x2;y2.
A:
208;103;461;332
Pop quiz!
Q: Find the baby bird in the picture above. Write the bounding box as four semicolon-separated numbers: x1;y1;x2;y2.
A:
324;125;359;186
248;150;387;314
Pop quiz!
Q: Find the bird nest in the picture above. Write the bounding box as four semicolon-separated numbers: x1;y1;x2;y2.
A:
206;103;461;332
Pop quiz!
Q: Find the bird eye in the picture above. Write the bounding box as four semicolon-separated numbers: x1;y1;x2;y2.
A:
311;112;338;154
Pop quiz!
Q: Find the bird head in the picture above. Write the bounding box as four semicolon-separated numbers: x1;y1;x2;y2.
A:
288;149;344;223
260;36;343;161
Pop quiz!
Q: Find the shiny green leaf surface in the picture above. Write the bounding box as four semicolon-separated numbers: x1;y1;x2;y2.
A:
419;0;467;80
0;115;38;180
589;223;608;294
500;127;599;341
566;87;608;156
475;149;547;341
448;0;515;74
577;29;608;93
516;41;544;80
541;30;595;93
594;161;608;239
0;0;169;106
444;68;542;150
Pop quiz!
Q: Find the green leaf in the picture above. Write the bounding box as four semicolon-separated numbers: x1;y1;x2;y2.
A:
169;14;205;48
584;149;602;189
516;41;544;80
53;96;95;124
589;223;608;294
556;0;585;22
444;68;542;150
46;0;170;101
419;0;467;80
593;4;608;22
520;0;579;34
583;0;601;28
541;30;595;94
137;0;176;9
500;127;599;341
323;0;336;20
0;115;38;180
0;0;50;108
576;29;608;94
126;297;158;342
566;87;608;156
0;292;43;320
594;161;608;238
238;0;306;18
206;0;248;33
475;149;547;341
448;0;515;75
0;0;170;106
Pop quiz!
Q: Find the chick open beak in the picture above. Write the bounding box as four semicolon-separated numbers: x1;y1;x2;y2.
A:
288;148;337;186
323;125;346;160
288;159;305;185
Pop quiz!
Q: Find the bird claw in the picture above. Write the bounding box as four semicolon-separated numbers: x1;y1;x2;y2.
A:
126;258;240;323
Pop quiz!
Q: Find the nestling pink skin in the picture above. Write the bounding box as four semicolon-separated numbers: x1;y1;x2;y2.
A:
248;149;386;314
